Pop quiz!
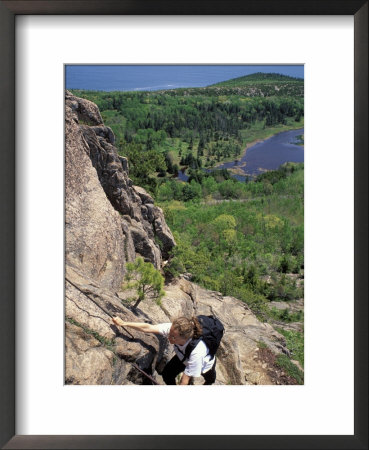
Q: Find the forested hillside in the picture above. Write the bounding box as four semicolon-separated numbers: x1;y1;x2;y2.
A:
71;73;303;193
159;162;304;370
162;165;304;310
211;72;303;89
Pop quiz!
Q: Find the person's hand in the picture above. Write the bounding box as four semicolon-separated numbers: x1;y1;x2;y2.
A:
112;316;124;327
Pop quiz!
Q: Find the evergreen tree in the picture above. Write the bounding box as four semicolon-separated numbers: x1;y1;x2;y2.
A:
123;257;165;309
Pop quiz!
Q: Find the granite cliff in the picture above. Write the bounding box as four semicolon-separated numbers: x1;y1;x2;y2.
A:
65;92;295;385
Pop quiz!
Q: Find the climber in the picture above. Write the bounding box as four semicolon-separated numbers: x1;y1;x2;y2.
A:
112;316;217;385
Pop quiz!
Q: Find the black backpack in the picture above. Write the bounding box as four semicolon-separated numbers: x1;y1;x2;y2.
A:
176;315;225;361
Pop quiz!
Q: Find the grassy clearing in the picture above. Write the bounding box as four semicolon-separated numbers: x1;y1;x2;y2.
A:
239;117;304;147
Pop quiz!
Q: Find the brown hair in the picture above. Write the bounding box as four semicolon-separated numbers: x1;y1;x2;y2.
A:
172;316;202;340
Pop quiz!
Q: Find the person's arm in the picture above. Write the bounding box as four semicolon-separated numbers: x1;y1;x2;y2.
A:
179;373;191;385
112;316;161;334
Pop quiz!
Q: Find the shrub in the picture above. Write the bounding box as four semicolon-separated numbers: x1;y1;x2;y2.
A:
123;257;165;309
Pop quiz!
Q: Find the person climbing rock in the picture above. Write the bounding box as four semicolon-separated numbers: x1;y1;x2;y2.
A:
112;316;219;385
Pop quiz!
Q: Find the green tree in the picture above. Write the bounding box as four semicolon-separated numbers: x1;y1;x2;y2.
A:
244;264;258;288
212;214;237;233
172;164;179;177
119;142;166;186
123;257;165;309
182;181;202;201
165;152;174;174
157;182;174;201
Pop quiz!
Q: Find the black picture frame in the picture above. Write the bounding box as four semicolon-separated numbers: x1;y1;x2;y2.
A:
0;1;367;449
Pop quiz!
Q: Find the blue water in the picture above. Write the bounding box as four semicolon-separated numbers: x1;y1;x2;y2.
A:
178;128;304;182
65;65;304;92
217;128;304;180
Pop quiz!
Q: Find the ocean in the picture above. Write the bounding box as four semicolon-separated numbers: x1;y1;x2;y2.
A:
65;65;304;92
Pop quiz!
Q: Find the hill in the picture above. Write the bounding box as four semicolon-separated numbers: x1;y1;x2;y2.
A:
210;72;303;86
205;72;304;98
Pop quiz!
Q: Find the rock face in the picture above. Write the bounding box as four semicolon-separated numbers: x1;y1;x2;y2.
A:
65;90;175;274
65;91;297;385
65;95;126;290
65;268;292;385
65;91;175;383
138;278;291;385
65;266;161;385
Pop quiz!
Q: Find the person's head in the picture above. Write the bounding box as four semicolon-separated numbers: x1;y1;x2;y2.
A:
168;316;202;345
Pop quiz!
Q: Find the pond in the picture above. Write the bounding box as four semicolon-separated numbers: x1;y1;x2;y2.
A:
178;128;304;182
216;128;304;181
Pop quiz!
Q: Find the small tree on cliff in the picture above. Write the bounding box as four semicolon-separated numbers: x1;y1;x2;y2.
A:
123;257;165;309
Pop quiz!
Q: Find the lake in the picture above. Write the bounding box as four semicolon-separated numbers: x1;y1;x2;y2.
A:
178;128;304;182
216;128;304;181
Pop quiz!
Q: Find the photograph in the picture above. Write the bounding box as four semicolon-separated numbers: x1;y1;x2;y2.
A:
65;64;305;386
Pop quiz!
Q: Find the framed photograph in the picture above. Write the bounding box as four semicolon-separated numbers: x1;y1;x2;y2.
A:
1;1;367;449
